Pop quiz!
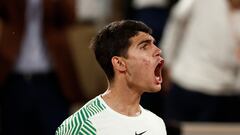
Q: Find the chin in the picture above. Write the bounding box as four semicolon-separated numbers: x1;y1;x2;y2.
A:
148;85;162;93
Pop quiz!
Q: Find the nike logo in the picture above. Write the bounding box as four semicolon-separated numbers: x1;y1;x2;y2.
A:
135;130;147;135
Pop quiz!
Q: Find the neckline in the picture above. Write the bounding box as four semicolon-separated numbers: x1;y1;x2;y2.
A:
98;95;145;119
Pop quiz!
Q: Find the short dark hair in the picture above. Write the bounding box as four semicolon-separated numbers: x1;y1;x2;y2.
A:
90;20;152;81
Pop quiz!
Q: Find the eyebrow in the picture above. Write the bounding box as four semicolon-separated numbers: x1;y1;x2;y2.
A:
137;39;156;46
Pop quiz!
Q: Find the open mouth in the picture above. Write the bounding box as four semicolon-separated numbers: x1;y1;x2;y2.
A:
154;59;164;83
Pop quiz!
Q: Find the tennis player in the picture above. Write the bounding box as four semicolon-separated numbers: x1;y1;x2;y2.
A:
56;20;166;135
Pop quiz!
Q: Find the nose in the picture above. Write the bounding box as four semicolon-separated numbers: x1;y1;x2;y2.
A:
153;45;162;57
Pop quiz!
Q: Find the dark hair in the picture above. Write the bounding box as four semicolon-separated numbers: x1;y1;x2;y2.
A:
90;20;152;81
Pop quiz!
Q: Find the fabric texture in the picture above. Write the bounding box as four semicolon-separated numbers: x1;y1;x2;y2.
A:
56;95;167;135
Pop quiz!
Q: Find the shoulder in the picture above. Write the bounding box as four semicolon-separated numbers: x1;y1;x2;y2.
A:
142;108;165;125
141;108;167;135
55;96;107;135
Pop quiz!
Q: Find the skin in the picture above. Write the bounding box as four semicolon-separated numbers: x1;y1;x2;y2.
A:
229;0;240;9
102;32;164;117
228;0;240;61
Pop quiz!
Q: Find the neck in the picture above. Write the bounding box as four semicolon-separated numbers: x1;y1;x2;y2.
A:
102;82;142;116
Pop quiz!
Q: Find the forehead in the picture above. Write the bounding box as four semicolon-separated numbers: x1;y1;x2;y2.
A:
129;32;154;47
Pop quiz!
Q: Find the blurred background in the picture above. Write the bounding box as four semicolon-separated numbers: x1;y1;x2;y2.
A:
1;0;240;135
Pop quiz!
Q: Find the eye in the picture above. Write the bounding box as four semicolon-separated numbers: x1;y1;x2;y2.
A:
140;43;149;50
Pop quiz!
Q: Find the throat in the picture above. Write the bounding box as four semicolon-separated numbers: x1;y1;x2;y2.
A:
102;94;142;116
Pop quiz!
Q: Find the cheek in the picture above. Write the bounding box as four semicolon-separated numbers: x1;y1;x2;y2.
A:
134;59;152;77
142;59;151;67
127;56;152;73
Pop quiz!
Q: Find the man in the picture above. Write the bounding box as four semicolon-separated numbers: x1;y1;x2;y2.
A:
0;0;84;135
56;20;166;135
161;0;240;122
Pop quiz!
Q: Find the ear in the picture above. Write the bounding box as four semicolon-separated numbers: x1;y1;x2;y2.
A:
111;56;127;72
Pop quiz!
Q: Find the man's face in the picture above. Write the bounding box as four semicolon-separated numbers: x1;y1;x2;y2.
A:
124;32;164;93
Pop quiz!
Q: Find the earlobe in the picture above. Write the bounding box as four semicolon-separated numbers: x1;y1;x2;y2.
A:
112;56;126;72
